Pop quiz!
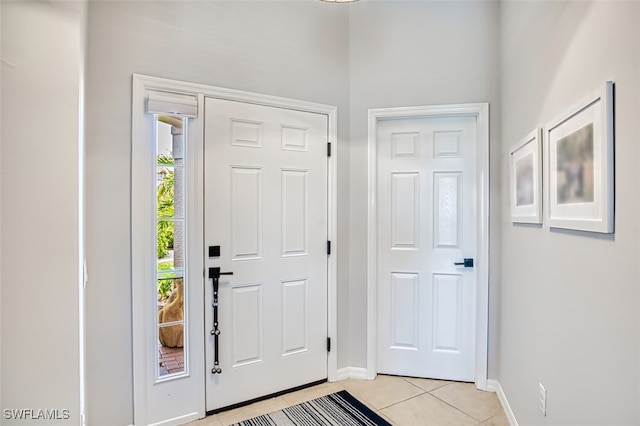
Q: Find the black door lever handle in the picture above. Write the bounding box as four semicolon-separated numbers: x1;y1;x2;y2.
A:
209;267;234;279
454;258;474;268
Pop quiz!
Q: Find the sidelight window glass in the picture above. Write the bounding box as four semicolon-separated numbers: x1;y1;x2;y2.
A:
155;115;188;379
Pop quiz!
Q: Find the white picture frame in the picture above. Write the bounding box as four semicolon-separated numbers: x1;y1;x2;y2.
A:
510;128;543;224
546;81;614;233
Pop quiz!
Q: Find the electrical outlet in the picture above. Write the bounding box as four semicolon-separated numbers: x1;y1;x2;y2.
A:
538;383;547;416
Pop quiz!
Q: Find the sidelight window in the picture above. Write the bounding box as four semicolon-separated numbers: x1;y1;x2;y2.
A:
133;77;204;424
155;115;188;378
144;89;197;381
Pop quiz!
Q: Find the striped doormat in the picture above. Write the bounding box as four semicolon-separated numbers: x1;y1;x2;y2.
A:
232;390;391;426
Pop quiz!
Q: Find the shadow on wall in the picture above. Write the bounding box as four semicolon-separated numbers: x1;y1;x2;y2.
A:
501;1;593;123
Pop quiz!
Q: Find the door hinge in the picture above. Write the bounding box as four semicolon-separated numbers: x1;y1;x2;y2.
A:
327;240;331;255
327;337;331;352
327;142;332;157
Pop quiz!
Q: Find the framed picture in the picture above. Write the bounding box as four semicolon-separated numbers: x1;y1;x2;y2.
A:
546;81;614;233
510;128;542;224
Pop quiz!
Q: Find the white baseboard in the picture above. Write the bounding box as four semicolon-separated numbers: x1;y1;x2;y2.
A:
336;367;370;381
487;379;518;426
486;379;499;393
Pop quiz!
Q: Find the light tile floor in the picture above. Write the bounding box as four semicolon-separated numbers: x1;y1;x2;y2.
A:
186;375;510;426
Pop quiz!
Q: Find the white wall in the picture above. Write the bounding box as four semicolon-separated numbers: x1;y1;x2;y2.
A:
499;1;640;424
84;2;350;424
84;2;503;423
347;0;501;372
0;1;85;424
16;2;639;425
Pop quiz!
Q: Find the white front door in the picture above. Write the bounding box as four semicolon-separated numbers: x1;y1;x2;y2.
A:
204;98;329;411
376;115;477;381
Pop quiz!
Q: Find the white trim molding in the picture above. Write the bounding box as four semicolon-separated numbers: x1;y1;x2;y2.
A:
366;103;490;389
487;380;519;426
336;367;369;381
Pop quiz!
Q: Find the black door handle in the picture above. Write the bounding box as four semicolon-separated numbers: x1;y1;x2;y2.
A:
209;267;234;279
454;258;474;268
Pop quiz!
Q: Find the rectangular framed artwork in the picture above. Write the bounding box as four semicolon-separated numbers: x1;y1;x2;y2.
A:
546;81;614;233
510;128;542;224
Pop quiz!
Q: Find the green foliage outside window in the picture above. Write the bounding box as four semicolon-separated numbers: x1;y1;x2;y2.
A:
157;261;175;299
157;154;174;259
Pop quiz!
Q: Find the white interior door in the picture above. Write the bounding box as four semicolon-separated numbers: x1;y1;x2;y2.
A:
204;98;328;412
376;115;477;381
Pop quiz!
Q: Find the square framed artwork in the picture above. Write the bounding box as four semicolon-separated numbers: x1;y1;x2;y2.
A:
510;128;543;224
546;81;614;233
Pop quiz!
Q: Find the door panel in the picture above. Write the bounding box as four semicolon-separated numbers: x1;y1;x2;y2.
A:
390;272;419;350
281;279;309;355
391;172;420;249
231;166;263;259
204;98;328;411
281;170;309;256
434;173;461;248
230;284;263;367
377;115;476;381
432;274;462;352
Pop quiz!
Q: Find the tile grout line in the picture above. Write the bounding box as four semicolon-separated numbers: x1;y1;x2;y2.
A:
367;378;459;414
482;413;503;425
377;377;429;411
372;380;486;425
343;377;428;413
372;388;427;412
427;389;491;423
370;379;489;423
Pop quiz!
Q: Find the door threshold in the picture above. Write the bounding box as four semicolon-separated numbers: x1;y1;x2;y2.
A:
206;378;327;416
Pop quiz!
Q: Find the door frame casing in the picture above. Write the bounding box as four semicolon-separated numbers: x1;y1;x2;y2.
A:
132;74;339;425
366;103;490;390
